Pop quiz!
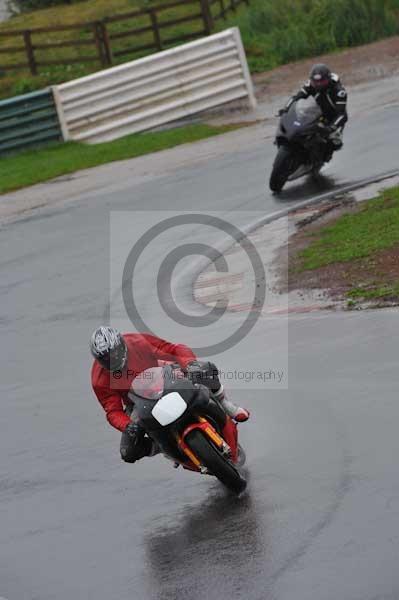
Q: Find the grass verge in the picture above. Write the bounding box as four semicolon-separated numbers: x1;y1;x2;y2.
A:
297;188;399;269
292;185;399;305
347;283;399;301
0;122;241;194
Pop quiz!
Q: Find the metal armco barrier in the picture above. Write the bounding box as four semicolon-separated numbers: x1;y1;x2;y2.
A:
0;89;63;156
53;28;256;144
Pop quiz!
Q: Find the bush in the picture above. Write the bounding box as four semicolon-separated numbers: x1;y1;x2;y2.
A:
227;0;399;72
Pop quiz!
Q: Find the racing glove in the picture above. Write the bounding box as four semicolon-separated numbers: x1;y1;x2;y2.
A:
124;422;153;459
186;360;209;384
125;421;146;439
186;360;221;392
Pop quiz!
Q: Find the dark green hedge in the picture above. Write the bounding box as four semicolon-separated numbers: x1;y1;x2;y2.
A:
228;0;399;72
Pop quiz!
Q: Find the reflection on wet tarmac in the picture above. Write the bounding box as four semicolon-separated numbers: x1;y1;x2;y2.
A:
274;173;337;202
144;478;265;600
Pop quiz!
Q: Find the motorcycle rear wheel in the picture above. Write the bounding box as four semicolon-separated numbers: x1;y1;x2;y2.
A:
186;429;247;494
269;146;294;193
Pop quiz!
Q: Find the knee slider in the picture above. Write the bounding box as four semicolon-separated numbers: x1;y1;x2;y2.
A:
120;448;137;463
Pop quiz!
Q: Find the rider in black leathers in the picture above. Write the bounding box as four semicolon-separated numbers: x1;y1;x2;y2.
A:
280;64;348;161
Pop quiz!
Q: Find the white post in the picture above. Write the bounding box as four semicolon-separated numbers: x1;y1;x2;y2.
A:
51;85;70;141
231;26;257;110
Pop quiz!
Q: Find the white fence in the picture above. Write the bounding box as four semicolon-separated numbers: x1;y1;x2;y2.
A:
53;28;256;144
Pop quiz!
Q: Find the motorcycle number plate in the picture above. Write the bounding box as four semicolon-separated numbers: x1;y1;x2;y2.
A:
294;121;302;126
152;392;187;426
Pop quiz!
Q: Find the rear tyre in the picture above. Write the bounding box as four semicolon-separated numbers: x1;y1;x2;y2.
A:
269;146;294;193
186;429;247;494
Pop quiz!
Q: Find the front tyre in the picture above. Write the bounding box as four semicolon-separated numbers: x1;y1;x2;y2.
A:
186;429;246;494
269;146;294;193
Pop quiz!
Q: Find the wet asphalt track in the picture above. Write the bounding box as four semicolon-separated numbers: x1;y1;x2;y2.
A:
1;98;399;600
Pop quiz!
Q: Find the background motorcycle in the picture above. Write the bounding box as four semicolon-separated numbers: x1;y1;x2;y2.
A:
269;97;331;193
128;364;247;494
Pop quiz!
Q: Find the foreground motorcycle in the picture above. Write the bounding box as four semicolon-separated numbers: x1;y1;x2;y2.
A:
128;364;247;494
270;97;332;193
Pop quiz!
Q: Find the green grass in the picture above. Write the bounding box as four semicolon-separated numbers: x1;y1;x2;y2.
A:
297;187;399;271
347;283;399;300
293;185;399;304
0;122;241;194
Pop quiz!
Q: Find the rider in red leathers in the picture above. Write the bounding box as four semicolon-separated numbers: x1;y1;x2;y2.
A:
90;327;249;463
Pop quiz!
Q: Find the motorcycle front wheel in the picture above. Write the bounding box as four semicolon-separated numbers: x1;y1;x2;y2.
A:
269;146;295;193
185;429;247;494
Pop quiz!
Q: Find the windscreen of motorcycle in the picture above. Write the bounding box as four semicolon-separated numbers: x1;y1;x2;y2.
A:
130;366;165;400
294;97;322;124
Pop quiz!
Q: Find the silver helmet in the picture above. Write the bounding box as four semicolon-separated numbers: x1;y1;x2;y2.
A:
90;326;127;371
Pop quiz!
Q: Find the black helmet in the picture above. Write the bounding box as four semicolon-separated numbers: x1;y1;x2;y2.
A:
90;326;128;371
309;64;332;90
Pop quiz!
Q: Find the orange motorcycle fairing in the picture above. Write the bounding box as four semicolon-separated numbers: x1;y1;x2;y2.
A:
177;418;230;471
221;416;238;463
